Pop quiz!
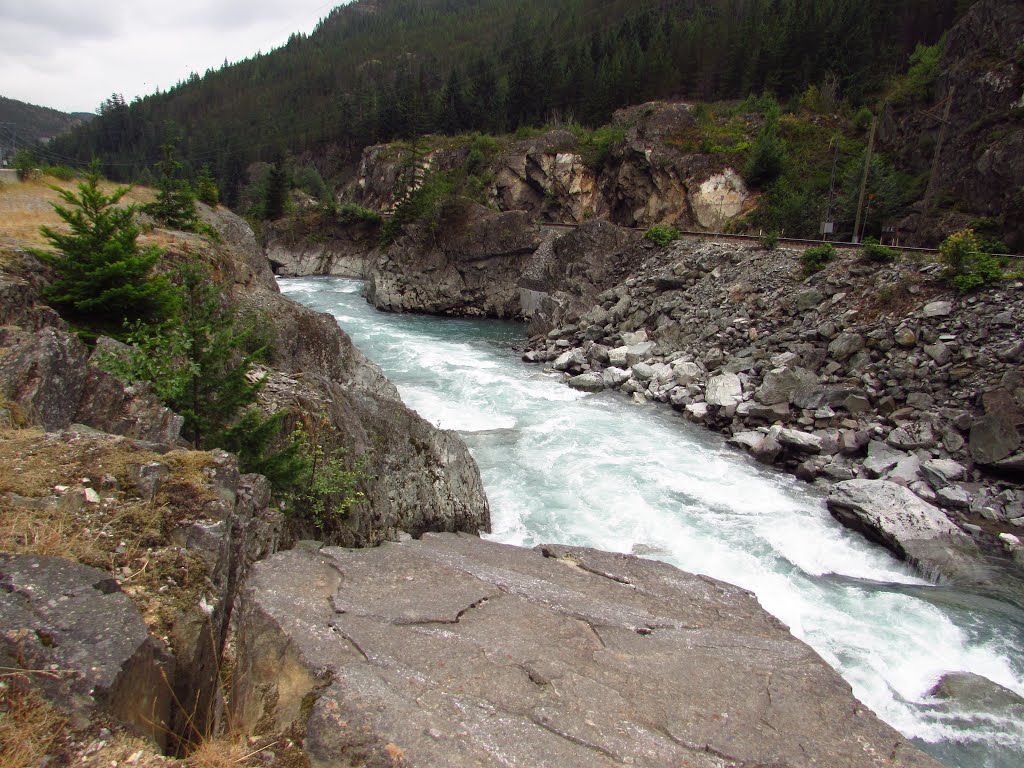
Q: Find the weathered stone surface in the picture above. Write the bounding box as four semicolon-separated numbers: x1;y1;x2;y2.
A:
863;441;907;478
970;413;1023;465
366;202;541;318
553;348;587;373
755;366;817;405
705;372;743;407
234;535;943;768
0;554;173;747
887;421;938;450
773;426;824;454
827;480;981;584
567;373;606;393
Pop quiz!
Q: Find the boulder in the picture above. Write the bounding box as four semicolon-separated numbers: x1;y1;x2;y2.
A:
826;480;980;584
0;554;173;748
233;535;943;768
625;342;656;367
863;441;908;478
772;426;824;454
970;413;1022;465
553;348;587;373
705;373;743;408
755;366;818;406
827;333;865;361
887;421;938;451
922;459;967;489
567;373;606;393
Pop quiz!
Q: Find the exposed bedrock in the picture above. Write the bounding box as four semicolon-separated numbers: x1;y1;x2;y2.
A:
233;533;942;768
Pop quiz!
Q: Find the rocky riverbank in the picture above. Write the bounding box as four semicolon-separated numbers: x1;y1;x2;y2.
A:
0;181;489;763
519;231;1024;597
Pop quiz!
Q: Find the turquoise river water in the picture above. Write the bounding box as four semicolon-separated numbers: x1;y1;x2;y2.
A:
281;277;1024;768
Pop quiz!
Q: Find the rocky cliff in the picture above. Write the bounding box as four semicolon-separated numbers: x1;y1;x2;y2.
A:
880;0;1024;249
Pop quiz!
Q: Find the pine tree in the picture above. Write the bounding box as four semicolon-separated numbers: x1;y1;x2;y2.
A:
195;163;219;207
170;258;265;448
262;152;289;220
145;143;198;230
34;162;175;333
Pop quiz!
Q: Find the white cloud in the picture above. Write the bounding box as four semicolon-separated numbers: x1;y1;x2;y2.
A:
0;0;342;113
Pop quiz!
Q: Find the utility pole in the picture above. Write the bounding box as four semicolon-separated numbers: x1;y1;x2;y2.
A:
0;123;15;168
923;86;956;212
821;138;840;241
852;116;877;244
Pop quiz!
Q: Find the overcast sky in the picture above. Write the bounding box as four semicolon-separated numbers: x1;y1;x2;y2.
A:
0;1;345;114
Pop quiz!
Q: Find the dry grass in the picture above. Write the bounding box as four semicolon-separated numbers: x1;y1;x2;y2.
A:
0;429;220;643
0;175;154;248
0;673;67;768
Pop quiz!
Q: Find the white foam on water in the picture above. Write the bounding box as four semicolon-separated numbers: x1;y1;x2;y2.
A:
283;277;1024;766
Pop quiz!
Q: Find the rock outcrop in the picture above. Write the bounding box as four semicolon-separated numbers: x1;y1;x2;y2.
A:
367;201;541;317
234;533;942;768
880;0;1024;249
0;554;174;748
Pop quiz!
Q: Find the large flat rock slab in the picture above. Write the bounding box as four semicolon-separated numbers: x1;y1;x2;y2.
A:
234;533;941;768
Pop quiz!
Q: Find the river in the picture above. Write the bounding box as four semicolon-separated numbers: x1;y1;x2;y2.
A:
281;276;1024;768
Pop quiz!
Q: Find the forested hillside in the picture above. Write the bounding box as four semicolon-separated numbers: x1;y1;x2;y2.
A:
0;97;93;150
47;0;958;204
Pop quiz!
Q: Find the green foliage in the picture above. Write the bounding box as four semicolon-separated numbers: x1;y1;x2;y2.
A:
852;107;874;134
287;421;370;534
379;170;453;247
169;258;267;448
801;243;837;275
744;106;787;188
33;163;176;333
860;237;898;263
838;153;917;240
889;34;947;106
644;224;680;247
760;232;780;251
578;125;626;170
94;321;195;402
263;154;289;220
940;229;1003;292
293;165;328;202
50;0;959;187
12;149;39;181
195;164;219;207
144;143;199;230
338;202;383;225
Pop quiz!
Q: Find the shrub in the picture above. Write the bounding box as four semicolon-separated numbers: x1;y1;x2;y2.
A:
860;237;898;263
760;231;779;251
195;164;219;207
644;224;680;247
744;124;786;187
338;202;383;225
940;229;1003;292
801;243;837;275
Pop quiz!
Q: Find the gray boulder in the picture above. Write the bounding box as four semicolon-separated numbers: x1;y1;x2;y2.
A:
553;348;587;373
754;366;817;406
567;373;606;393
970;413;1022;465
705;372;743;408
233;534;943;768
827;480;980;584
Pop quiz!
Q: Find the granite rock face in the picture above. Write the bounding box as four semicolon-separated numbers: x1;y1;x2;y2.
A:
234;533;942;768
0;554;174;748
366;202;541;317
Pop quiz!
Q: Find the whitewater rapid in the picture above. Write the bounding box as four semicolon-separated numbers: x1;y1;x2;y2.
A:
282;277;1024;768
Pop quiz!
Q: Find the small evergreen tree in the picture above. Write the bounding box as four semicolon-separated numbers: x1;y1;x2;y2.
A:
195;164;219;207
145;143;198;230
34;162;175;333
170;258;266;448
262;153;289;220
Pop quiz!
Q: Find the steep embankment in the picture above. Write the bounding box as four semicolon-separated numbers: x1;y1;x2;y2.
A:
0;178;489;762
